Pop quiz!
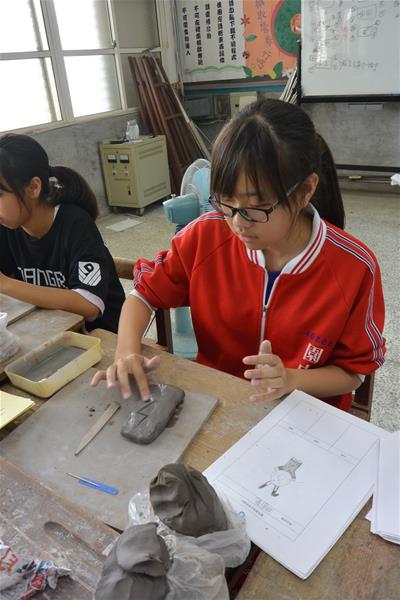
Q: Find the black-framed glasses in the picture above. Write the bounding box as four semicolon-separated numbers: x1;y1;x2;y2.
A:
209;182;300;223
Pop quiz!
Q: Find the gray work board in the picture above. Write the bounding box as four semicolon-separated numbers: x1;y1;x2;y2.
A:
0;293;35;324
0;368;218;530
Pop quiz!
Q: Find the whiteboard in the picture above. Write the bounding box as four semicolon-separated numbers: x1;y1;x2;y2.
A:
301;0;400;98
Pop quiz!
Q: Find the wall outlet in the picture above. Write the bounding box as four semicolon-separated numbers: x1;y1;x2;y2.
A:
230;92;258;116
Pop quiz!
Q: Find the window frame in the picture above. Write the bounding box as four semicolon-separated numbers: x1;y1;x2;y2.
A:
0;0;164;134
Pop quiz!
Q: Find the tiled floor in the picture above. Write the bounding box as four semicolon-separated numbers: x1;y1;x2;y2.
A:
98;189;400;432
342;190;399;431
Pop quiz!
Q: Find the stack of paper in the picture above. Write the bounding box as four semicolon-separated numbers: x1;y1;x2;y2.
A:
204;390;389;579
0;391;34;428
369;431;400;544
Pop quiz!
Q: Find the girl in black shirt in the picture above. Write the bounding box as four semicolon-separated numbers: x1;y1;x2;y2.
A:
0;133;124;333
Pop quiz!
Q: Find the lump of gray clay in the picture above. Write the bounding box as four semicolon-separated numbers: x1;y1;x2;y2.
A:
95;523;170;600
121;383;184;445
150;463;228;537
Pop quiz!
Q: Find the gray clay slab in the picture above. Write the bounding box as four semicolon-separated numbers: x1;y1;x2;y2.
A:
0;368;218;530
0;294;35;324
14;346;86;381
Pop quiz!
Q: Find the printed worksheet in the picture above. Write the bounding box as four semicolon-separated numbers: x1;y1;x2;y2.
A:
204;390;389;578
374;431;400;543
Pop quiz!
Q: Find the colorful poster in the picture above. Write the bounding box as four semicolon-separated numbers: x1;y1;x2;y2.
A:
177;0;301;83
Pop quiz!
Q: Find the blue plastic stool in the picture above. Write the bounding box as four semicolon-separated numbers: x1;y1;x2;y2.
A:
171;307;198;360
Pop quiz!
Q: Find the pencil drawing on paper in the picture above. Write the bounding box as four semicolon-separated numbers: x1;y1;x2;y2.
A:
258;457;302;497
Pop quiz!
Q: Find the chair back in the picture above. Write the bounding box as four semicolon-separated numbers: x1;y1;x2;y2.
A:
352;373;374;421
113;257;173;353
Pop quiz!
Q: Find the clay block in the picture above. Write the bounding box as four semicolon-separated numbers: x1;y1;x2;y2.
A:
121;383;185;445
95;523;170;600
150;463;228;537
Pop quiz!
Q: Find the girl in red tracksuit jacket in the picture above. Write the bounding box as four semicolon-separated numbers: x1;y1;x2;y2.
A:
92;99;385;412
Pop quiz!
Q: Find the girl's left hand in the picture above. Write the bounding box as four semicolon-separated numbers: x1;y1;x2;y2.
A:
243;340;293;402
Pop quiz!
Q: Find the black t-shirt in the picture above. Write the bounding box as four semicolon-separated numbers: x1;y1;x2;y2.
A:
0;203;125;333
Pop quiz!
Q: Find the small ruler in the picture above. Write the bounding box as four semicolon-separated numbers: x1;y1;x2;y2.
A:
74;401;120;456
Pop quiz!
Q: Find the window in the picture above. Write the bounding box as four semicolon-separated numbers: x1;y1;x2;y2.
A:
0;0;160;132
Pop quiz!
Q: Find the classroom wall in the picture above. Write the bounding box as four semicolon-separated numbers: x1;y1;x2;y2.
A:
195;93;399;194
302;102;400;169
31;111;140;216
33;97;398;219
200;92;400;170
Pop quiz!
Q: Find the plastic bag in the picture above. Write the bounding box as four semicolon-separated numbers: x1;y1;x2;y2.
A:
0;313;19;363
166;538;228;600
180;495;251;569
0;539;71;599
390;173;400;186
128;490;250;568
126;119;140;141
127;489;251;599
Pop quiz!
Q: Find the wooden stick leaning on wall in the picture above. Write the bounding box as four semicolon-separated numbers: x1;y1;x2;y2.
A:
129;57;180;192
151;55;210;160
128;53;207;194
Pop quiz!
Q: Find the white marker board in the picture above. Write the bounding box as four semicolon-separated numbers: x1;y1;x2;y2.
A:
301;0;400;98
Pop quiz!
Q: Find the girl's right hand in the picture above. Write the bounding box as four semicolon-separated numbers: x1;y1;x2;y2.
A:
90;353;161;401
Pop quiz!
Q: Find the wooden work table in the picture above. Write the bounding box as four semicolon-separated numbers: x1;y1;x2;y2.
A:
90;329;400;600
0;307;84;381
236;503;400;600
1;328;399;599
0;458;118;599
0;326;266;598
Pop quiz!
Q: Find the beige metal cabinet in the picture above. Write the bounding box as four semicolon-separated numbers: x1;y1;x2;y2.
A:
99;136;171;215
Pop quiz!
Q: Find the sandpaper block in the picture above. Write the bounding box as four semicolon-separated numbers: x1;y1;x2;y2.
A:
121;383;185;445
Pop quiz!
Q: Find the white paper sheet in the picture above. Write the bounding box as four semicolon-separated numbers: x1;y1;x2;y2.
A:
204;390;389;578
106;217;141;232
375;431;400;543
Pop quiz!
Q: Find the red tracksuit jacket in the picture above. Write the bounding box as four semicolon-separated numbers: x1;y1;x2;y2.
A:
132;207;385;411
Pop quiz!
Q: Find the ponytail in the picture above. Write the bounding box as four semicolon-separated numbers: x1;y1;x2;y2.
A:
0;133;98;220
311;134;345;229
211;100;346;230
49;166;98;220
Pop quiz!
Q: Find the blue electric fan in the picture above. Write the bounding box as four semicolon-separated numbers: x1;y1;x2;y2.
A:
163;159;212;359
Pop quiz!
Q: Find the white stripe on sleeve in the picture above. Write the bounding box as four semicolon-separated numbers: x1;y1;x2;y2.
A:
129;290;155;313
73;288;105;318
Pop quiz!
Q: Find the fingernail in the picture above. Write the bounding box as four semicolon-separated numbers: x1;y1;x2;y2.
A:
249;396;256;402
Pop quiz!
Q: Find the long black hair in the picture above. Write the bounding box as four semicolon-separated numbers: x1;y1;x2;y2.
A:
0;133;98;220
211;99;345;229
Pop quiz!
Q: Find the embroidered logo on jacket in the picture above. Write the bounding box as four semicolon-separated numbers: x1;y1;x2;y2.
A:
303;343;324;364
304;331;333;348
78;262;101;286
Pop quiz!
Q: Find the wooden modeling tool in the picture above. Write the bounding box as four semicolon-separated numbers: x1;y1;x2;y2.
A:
74;401;120;456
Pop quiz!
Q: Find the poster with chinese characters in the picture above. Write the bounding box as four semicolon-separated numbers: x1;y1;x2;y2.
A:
177;0;301;83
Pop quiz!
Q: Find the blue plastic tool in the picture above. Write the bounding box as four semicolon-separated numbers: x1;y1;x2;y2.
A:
65;472;119;495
